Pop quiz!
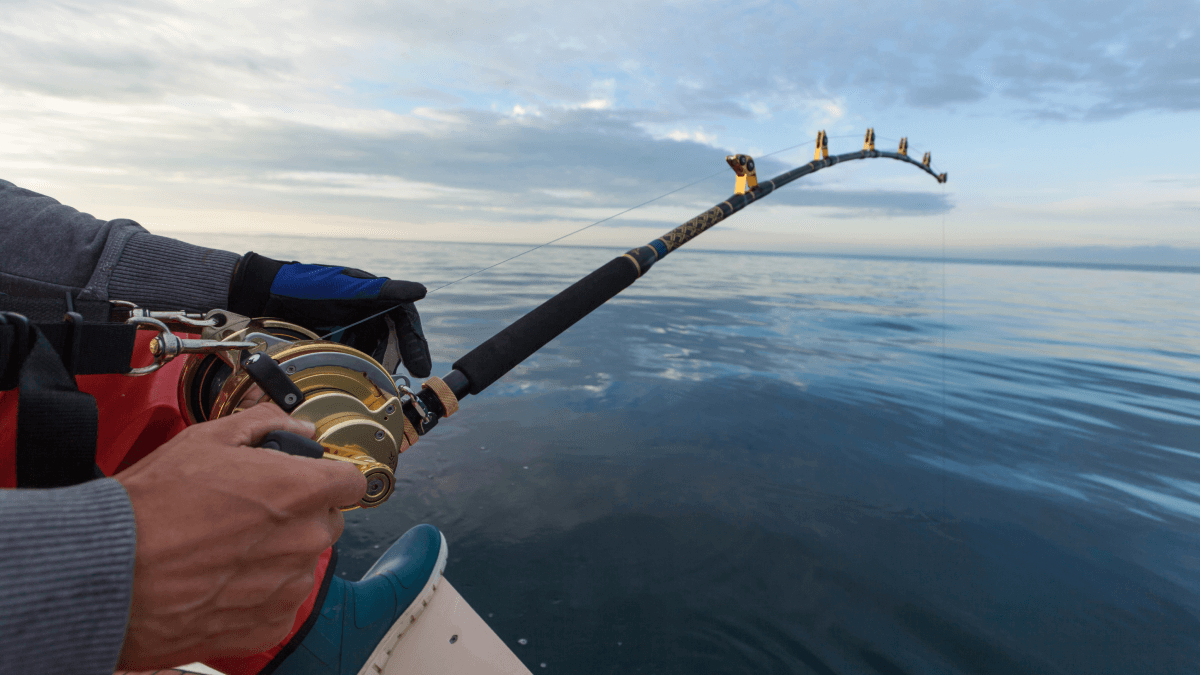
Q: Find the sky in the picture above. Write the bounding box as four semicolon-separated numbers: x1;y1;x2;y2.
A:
1;0;1198;259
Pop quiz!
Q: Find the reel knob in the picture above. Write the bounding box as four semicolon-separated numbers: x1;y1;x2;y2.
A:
258;430;324;458
257;430;396;510
360;464;395;507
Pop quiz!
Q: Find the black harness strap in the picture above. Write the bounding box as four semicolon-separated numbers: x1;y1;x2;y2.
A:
0;297;141;488
0;296;113;322
11;319;100;487
29;322;136;375
0;297;136;383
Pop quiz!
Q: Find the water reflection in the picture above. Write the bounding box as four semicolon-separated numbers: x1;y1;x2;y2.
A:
176;235;1200;673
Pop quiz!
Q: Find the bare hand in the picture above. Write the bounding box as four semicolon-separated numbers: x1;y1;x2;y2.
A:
115;404;366;669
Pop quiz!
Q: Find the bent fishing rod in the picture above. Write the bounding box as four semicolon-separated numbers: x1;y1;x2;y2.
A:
405;128;947;431
139;128;946;508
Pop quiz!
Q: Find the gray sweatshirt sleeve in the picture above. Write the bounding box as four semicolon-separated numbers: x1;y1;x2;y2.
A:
1;180;239;673
0;479;137;674
0;178;240;312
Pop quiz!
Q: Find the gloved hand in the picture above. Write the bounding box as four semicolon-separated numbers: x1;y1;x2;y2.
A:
227;252;432;378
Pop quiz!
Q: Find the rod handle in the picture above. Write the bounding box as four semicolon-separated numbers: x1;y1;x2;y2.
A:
452;256;639;395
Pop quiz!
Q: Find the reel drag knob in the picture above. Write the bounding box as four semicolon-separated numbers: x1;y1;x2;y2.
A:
357;461;395;508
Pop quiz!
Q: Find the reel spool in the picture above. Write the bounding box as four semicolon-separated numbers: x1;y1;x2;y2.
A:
177;310;414;509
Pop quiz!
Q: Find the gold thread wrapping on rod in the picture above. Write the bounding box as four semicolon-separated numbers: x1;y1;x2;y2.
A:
658;205;726;252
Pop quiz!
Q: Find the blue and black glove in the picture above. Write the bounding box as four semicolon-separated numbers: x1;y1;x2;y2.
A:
228;252;432;377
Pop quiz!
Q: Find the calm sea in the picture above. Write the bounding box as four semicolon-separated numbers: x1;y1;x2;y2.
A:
180;234;1200;674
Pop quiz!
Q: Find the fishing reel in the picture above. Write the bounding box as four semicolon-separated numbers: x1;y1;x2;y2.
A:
172;309;422;510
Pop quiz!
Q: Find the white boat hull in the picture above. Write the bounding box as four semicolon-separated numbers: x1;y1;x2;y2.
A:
179;574;529;675
376;578;530;675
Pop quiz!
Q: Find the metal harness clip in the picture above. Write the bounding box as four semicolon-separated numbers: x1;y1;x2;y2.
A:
111;300;220;329
125;315;256;376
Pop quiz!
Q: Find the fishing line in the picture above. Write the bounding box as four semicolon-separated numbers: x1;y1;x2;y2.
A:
423;170;729;293
879;130;948;515
320;135;851;339
941;179;948;519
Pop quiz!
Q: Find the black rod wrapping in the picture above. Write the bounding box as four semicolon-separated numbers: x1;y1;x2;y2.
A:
453;256;640;395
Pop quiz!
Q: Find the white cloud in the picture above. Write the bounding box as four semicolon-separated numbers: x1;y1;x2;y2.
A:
663;128;717;145
248;171;488;200
509;104;543;117
574;99;611;111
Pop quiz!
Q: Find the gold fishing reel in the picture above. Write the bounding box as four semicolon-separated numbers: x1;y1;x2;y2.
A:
176;310;417;509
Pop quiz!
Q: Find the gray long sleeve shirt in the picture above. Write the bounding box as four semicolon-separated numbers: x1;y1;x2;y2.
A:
0;179;240;673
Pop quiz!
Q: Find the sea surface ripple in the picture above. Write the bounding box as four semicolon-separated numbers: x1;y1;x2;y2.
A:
183;235;1200;674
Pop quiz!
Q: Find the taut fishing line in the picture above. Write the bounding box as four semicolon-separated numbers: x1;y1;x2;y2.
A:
941;177;948;519
320;135;861;339
877;132;949;516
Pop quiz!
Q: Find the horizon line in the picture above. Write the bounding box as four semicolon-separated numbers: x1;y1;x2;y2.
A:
167;232;1200;275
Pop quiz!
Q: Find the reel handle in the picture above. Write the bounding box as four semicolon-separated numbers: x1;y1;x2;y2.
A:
243;353;305;413
258;430;324;459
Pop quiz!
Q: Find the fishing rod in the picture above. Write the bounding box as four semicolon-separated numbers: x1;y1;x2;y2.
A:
162;127;947;508
408;128;947;429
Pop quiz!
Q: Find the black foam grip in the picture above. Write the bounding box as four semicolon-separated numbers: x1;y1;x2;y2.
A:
453;256;639;395
258;430;324;459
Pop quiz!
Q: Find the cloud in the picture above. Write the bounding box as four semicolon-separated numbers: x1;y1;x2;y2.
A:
0;0;310;101
0;91;733;215
764;188;954;217
3;0;1196;119
2;0;1194;251
1;77;948;231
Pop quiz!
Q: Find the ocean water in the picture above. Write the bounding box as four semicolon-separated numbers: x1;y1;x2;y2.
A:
182;235;1200;674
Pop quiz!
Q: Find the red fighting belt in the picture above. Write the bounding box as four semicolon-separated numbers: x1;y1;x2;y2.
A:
0;331;188;486
0;331;328;672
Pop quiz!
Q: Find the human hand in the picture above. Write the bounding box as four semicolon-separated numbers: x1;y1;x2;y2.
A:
114;404;366;669
227;252;432;377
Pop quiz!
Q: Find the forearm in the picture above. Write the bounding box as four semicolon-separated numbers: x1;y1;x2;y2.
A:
0;479;137;675
106;232;240;312
0;179;239;312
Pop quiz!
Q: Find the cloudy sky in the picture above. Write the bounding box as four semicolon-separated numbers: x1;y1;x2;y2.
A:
1;0;1197;256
